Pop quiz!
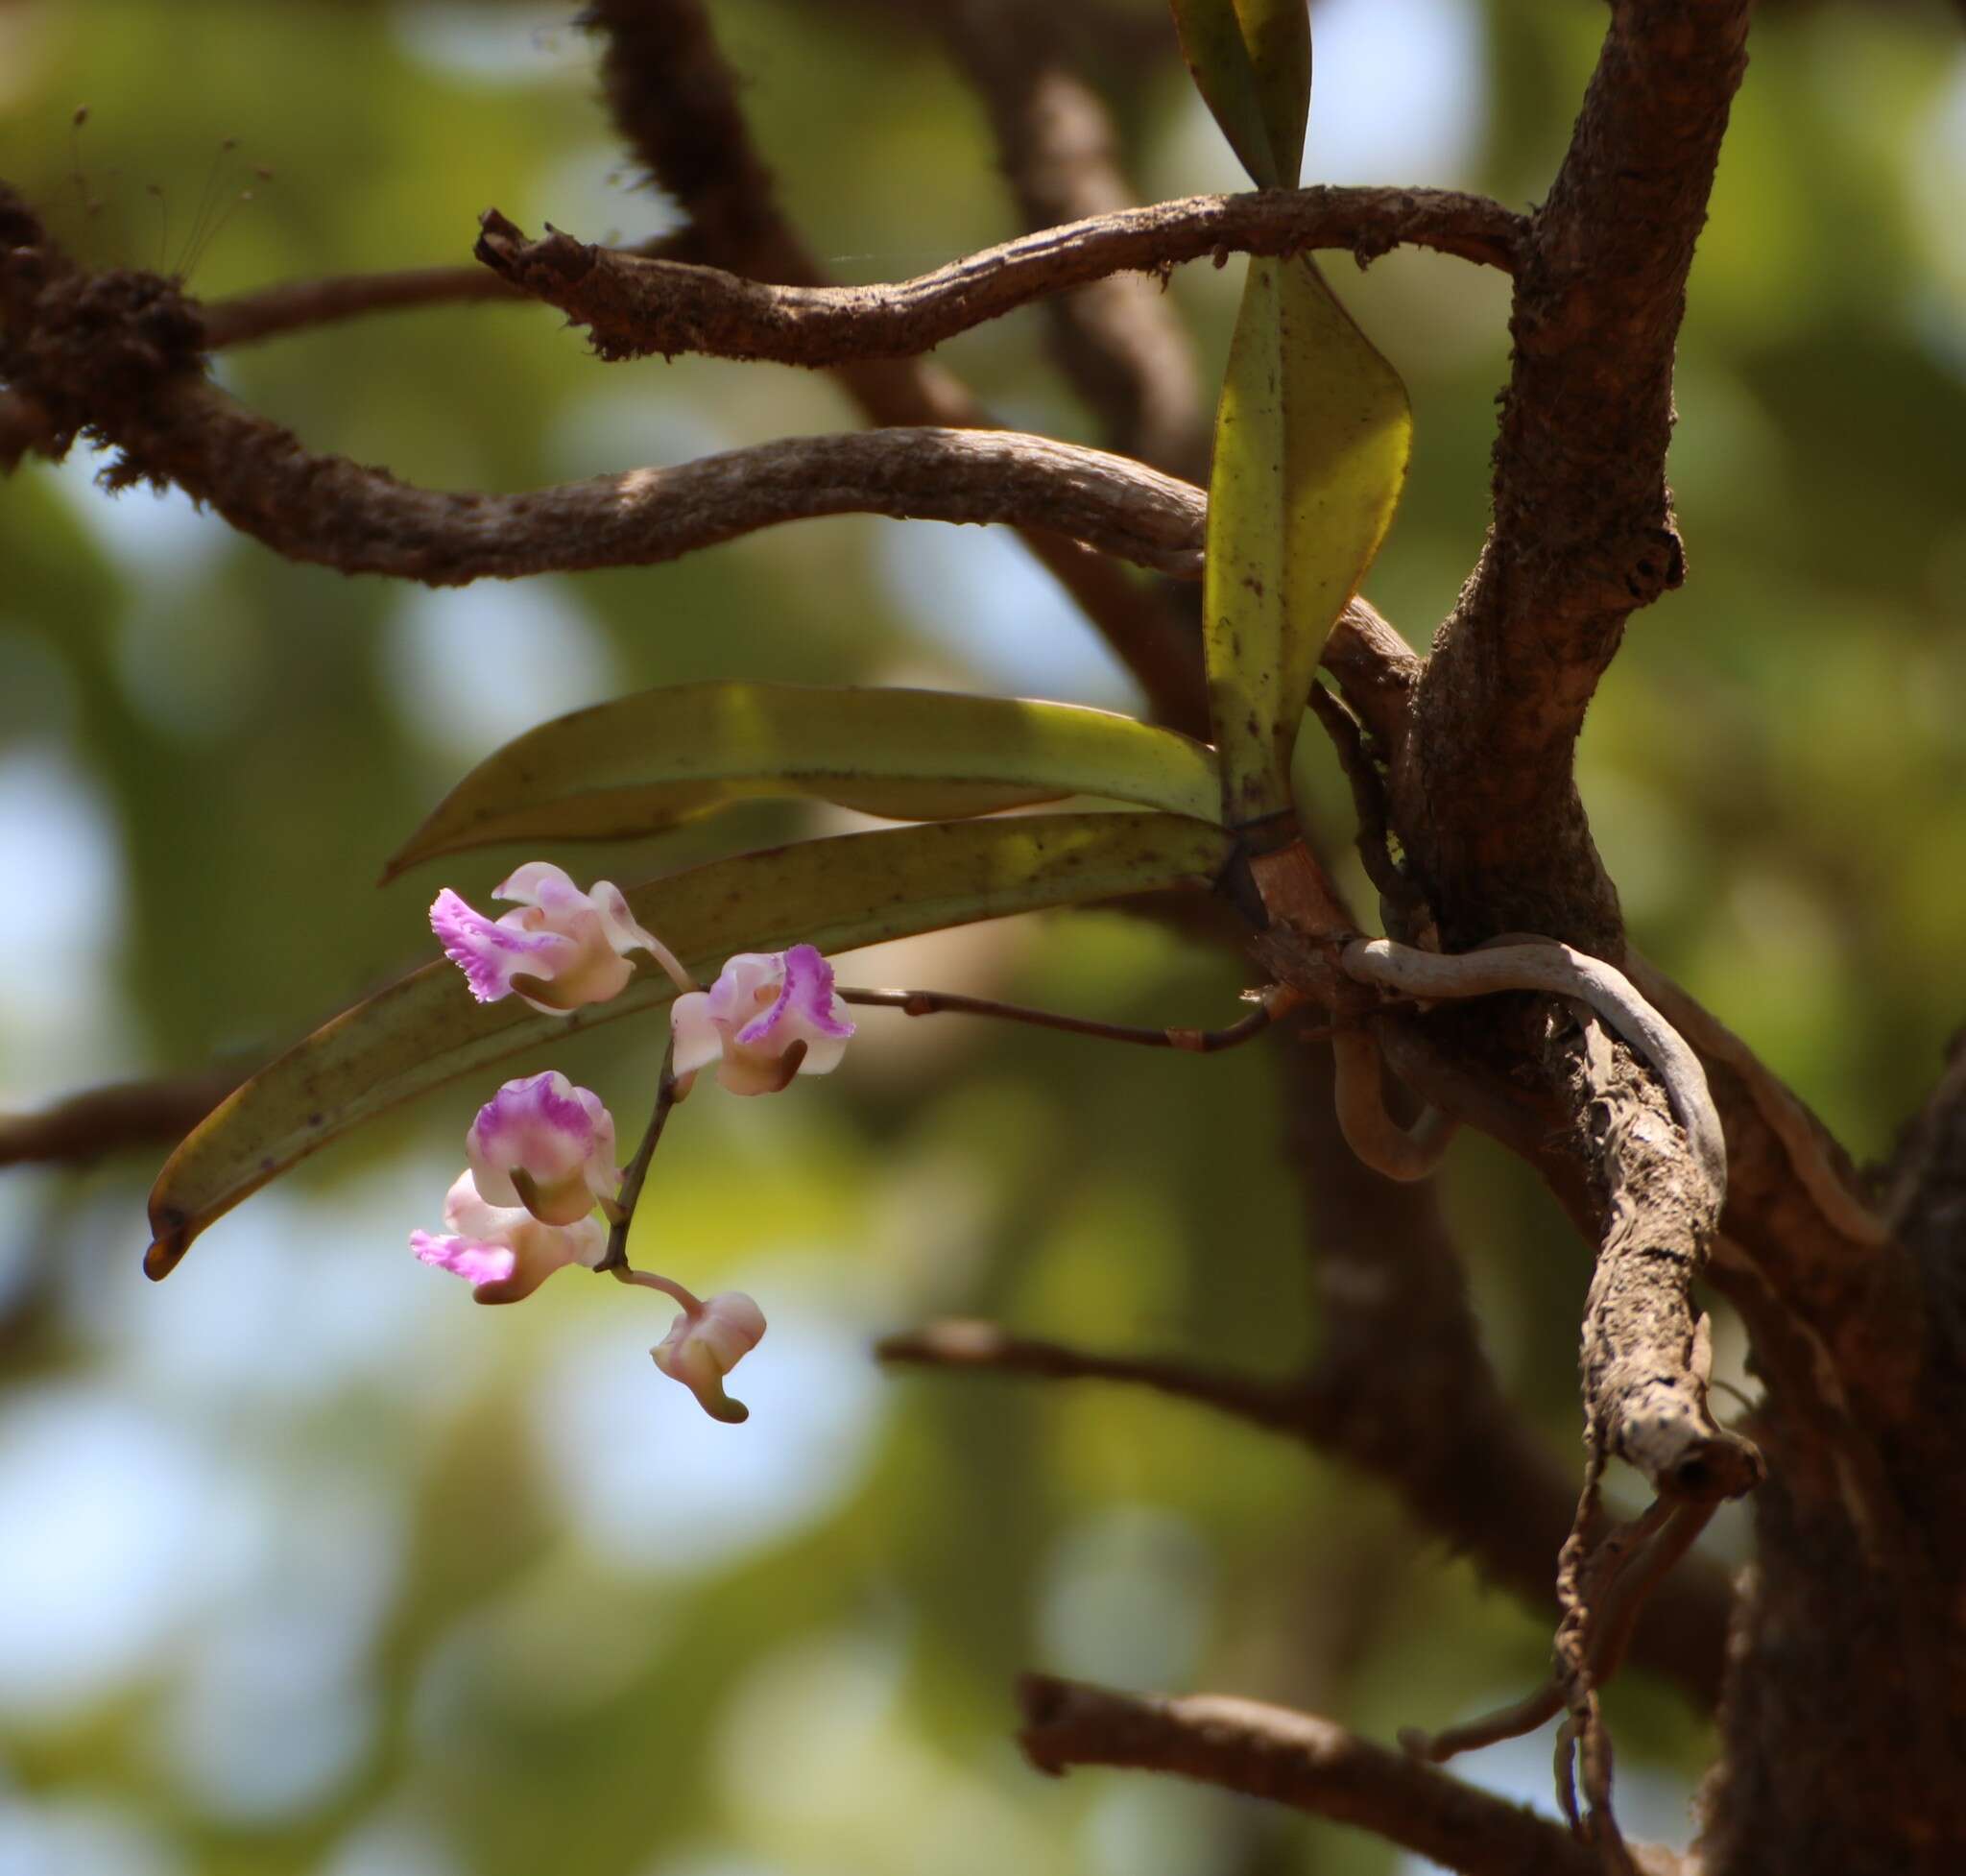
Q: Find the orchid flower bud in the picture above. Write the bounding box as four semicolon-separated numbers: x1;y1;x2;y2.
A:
670;945;854;1095
466;1071;619;1227
411;1169;607;1304
431;861;691;1015
651;1291;767;1423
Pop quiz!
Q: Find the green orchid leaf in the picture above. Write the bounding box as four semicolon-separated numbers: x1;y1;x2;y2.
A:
1170;0;1310;188
1205;254;1412;826
147;811;1234;1276
385;682;1224;878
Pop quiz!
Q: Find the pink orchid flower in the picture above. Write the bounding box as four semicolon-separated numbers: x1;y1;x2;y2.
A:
466;1071;619;1227
670;945;854;1095
431;861;690;1015
411;1169;608;1304
650;1289;768;1423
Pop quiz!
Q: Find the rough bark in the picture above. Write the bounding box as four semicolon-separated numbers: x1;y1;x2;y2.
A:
470;185;1522;369
1392;0;1753;953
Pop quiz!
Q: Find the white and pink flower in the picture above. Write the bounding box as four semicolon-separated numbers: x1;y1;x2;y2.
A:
671;945;854;1095
650;1289;768;1423
431;861;690;1015
466;1070;619;1227
411;1169;607;1305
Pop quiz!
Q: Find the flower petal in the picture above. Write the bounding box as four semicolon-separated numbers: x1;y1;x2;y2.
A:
467;1071;619;1222
493;860;582;909
411;1231;516;1290
430;889;572;1003
412;1170;606;1302
670;990;725;1076
714;1046;803;1097
733;945;854;1049
650;1291;766;1422
591;879;694;993
791;1028;850;1077
705;954;779;1028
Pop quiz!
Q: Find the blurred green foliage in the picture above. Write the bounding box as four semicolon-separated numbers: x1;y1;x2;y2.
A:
1;2;1962;1873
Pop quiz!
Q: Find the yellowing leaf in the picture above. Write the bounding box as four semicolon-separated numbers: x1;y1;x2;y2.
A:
386;682;1224;877
1170;0;1311;188
146;812;1235;1276
1205;255;1412;825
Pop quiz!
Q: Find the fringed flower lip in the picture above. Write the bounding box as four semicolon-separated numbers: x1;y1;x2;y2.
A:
671;945;855;1095
431;861;691;1015
411;1168;609;1304
417;901;843;1420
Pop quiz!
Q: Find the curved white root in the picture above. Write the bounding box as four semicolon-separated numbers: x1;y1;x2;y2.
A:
1339;936;1728;1199
1331;1029;1460;1181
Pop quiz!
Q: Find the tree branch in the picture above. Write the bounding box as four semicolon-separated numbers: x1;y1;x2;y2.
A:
1395;0;1754;950
1340;938;1728;1197
1280;1031;1732;1708
0;193;1427;711
0;192;1204;579
933;0;1211;477
2;263;540;465
472;184;1524;371
11;365;1206;584
877;1319;1311;1434
1313;935;1762;1510
579;0;1210;733
878;1030;1738;1727
1016;1675;1630;1876
1620;951;1919;1434
198;263;527;348
0;1064;250;1167
1568;1013;1761;1502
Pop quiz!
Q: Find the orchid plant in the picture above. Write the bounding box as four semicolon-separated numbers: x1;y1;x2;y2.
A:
140;1;1415;1424
414;888;861;1415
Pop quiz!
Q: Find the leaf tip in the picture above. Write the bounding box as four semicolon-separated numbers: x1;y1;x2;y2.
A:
143;1205;193;1281
377;833;431;886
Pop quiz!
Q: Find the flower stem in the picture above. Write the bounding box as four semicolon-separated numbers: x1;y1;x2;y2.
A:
598;1034;682;1274
834;985;1292;1053
612;1264;704;1315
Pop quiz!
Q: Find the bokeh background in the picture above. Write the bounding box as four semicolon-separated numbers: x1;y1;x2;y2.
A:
2;2;1963;1871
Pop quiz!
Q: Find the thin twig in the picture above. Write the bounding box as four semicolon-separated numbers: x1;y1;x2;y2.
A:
876;1320;1307;1433
472;184;1525;369
200;264;526;347
600;1038;683;1274
1279;1028;1733;1711
837;984;1283;1052
196;231;690;350
1547;1469;1699;1873
1304;684;1430;938
1405;1496;1713;1767
879;1286;1736;1711
1016;1675;1608;1876
0;1062;250;1166
933;2;1210;476
17;335;1211;581
579;0;1211;734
